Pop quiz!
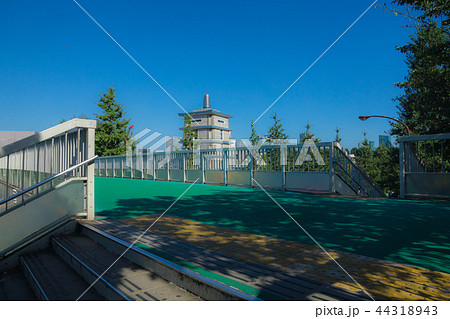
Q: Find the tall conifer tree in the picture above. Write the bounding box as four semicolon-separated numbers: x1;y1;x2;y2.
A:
95;87;132;156
250;120;260;146
267;112;288;143
180;116;197;150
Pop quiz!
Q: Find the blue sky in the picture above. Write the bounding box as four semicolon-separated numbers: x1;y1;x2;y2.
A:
1;0;413;149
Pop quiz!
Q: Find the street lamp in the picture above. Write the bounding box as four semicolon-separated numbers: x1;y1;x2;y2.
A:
358;115;411;136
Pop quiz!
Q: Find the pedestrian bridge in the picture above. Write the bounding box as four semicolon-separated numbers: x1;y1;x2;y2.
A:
0;119;448;301
95;141;385;198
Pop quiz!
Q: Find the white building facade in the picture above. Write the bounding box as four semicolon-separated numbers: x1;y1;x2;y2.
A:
179;94;233;149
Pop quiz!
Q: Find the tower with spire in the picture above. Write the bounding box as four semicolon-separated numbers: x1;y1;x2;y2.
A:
178;94;233;149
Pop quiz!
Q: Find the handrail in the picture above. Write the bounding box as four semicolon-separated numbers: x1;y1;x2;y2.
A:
333;143;385;197
0;155;98;207
398;133;450;143
333;160;369;197
97;142;334;159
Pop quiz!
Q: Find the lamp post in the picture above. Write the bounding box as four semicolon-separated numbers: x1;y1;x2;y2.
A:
358;115;411;136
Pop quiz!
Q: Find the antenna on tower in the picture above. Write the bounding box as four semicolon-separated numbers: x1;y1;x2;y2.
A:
203;94;211;108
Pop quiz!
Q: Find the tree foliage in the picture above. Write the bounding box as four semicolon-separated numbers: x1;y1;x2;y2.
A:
267;112;288;143
389;0;450;135
391;0;449;30
335;127;342;144
95;87;132;156
180;116;197;150
299;122;321;143
351;133;400;196
249;120;260;146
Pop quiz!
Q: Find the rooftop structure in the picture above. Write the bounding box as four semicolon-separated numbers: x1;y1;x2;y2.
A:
178;94;233;149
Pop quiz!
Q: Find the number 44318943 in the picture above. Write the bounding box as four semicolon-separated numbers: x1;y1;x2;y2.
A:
376;306;437;316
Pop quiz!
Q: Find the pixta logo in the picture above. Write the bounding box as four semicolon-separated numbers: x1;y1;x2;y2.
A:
125;128;182;169
126;128;325;169
238;138;325;167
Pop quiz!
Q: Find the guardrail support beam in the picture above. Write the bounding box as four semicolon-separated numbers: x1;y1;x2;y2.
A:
86;127;95;220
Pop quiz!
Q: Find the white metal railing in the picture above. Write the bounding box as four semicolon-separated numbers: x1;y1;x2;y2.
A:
0;119;97;216
333;144;385;197
95;142;384;197
399;133;450;199
0;155;98;209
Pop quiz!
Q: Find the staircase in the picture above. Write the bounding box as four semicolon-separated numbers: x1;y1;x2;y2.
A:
0;120;259;301
333;143;385;197
0;219;375;301
0;221;260;301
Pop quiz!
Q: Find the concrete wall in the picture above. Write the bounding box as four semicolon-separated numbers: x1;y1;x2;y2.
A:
406;173;450;198
0;179;85;255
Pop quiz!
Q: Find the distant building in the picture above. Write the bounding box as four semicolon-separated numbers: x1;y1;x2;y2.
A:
358;141;375;151
179;94;233;149
0;131;36;148
379;135;391;148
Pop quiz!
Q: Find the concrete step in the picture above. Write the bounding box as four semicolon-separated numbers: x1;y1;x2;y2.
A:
86;219;370;301
79;221;262;301
0;266;37;300
52;234;202;301
20;250;103;300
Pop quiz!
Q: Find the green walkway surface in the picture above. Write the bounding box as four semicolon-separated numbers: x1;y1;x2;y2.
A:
95;177;450;274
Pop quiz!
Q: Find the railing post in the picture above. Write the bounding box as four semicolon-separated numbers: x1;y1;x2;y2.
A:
77;128;81;177
50;138;54;187
64;132;68;172
329;142;335;194
86;127;95;220
111;157;116;178
200;150;205;184
131;154;134;179
223;149;227;186
152;152;156;180
281;145;287;190
167;152;170;181
399;140;406;199
21;149;25;204
182;152;186;183
120;156;123;178
5;155;9;210
249;148;254;188
35;144;40;194
141;153;144;180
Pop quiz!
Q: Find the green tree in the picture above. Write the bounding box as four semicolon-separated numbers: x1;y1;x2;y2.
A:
180;116;197;150
267;112;288;143
95;87;132;156
351;132;400;196
263;113;287;170
335;127;342;144
388;1;450;135
388;1;449;32
299;122;321;143
374;145;400;195
353;134;374;169
353;144;400;196
249;120;260;146
361;131;369;147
